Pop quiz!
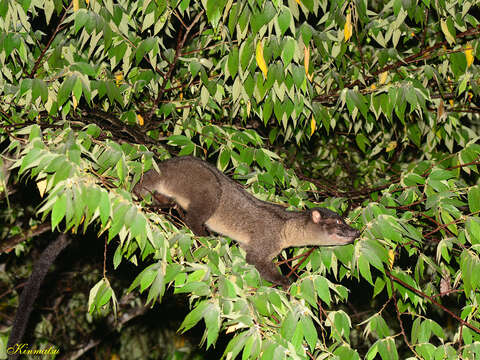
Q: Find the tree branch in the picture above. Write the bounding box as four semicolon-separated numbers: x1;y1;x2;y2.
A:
27;3;72;78
146;10;205;122
387;270;480;335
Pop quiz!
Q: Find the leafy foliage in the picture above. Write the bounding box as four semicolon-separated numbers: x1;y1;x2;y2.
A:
1;0;480;359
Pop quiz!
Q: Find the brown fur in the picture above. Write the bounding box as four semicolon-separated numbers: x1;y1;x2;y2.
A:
134;156;360;288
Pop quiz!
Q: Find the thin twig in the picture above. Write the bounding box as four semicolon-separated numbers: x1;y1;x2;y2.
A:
147;10;205;121
28;3;72;78
387;270;480;335
389;275;419;357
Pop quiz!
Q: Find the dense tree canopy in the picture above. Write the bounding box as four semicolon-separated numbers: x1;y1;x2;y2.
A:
1;0;480;359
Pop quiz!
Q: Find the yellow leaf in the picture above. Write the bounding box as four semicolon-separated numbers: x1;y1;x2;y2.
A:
440;19;455;45
85;0;89;4
304;45;310;76
256;40;268;79
304;45;314;81
37;179;47;197
72;95;78;109
137;113;144;126
465;42;474;68
115;72;123;85
386;141;397;152
449;99;454;107
370;84;376;90
295;0;301;4
344;12;353;41
226;323;243;334
73;0;79;11
388;250;395;269
310;117;316;136
379;71;388;85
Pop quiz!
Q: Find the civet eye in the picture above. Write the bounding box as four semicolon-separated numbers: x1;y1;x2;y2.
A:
336;219;342;224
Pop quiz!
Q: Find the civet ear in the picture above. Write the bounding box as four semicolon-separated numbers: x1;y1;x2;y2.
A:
311;209;322;224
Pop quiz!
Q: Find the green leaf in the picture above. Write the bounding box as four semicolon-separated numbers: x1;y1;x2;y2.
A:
73;77;83;101
88;280;104;313
190;61;202;78
83;185;99;221
146;267;166;305
301;316;317;352
346;90;368;120
218;148;230;171
429;169;455;181
0;0;8;18
300;278;317;307
51;192;67;229
358;256;373;285
314;276;331;306
468;186;480;213
242;333;260;360
243;74;255;98
178;143;195;156
360;239;388;272
277;10;291;36
392;270;421;306
204;303;220;349
281;37;296;66
460;250;480;296
255;149;271;170
227;48;239;78
168;135;193;146
301;0;314;12
355;133;370;153
450;52;467;78
97;283;113;307
373;277;385;297
407;123;422;147
403;172;425;186
300;23;313;45
223;331;248;360
262;99;273;124
377;215;402;243
179;300;208;332
108;202;129;241
378;338;398;360
135;37;156;63
467;218;480;244
291;65;305;88
19;78;33;97
227;3;239;34
206;0;227;27
334;345;360;360
74;9;89;33
99;190;111;226
19;147;42;174
142;10;155;31
32;79;48;103
280;310;298;340
57;76;76;107
175;281;210;296
251;2;275;33
237;6;250;34
130;212;147;240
